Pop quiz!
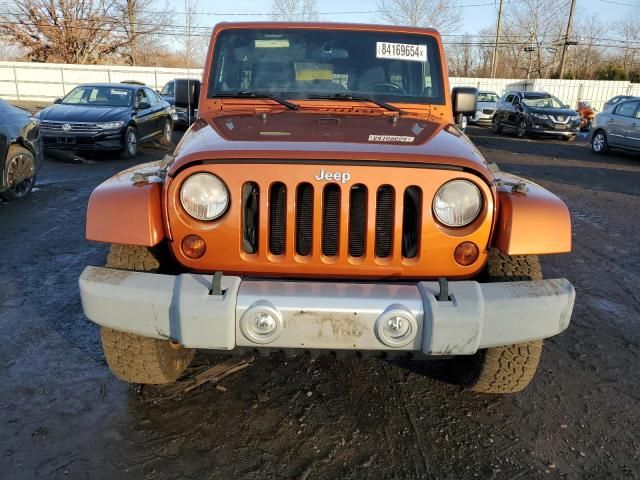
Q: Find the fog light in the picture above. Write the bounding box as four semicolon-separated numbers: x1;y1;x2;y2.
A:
181;234;206;259
454;241;479;266
251;312;277;335
375;306;419;348
384;316;411;339
240;301;283;344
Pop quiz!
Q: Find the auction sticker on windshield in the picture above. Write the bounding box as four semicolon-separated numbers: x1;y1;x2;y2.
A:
376;42;427;62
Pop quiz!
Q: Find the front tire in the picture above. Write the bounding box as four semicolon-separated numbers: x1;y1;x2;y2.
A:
122;126;138;159
452;250;544;394
492;115;503;134
516;118;528;138
591;130;609;154
159;118;173;146
1;145;36;201
100;244;194;384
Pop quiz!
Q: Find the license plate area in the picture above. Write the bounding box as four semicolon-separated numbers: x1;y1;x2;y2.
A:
57;136;76;144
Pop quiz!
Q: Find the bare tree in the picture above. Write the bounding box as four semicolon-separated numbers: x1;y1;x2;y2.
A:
0;0;128;64
174;0;208;68
115;0;173;65
271;0;319;22
377;0;462;34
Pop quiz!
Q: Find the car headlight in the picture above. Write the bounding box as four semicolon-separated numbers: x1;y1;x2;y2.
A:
96;121;124;129
433;180;482;227
531;113;548;120
180;173;229;221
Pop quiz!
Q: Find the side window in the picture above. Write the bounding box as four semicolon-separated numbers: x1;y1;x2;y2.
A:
160;81;174;96
616;101;639;117
512;95;521;106
504;94;514;105
136;89;148;106
144;88;159;105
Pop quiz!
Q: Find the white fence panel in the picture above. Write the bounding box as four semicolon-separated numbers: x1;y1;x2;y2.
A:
0;61;203;101
0;61;638;109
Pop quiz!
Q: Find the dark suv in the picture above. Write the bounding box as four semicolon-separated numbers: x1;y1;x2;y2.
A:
492;91;580;141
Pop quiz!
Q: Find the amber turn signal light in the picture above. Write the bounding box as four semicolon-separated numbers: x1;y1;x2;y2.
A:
454;242;479;266
181;234;206;259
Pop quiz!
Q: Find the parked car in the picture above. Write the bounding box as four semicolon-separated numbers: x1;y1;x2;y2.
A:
602;95;638;112
37;83;173;159
492;91;580;141
591;98;640;154
469;91;500;125
159;79;201;128
0;99;42;201
79;22;575;395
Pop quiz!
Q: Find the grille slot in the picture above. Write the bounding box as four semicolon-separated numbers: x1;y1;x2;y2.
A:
322;184;341;256
242;182;260;254
348;185;367;257
375;186;395;258
269;182;287;255
295;183;314;256
402;187;422;259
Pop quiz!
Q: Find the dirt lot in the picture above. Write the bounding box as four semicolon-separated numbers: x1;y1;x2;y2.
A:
1;127;639;480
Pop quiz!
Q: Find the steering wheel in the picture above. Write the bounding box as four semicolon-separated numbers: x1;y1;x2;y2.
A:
366;82;406;94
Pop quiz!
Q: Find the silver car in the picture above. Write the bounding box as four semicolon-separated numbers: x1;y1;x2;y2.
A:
591;98;640;154
469;91;499;125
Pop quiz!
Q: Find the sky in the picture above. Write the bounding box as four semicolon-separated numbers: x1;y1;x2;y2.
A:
167;0;639;35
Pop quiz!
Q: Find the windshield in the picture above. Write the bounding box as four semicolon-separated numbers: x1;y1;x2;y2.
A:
209;28;445;105
523;95;565;109
62;86;133;107
478;92;499;103
160;82;174;96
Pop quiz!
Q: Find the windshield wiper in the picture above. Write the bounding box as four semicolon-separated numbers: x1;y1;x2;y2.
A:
308;93;405;114
215;91;299;110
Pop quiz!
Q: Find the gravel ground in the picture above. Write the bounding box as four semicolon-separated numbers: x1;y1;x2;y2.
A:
0;126;639;480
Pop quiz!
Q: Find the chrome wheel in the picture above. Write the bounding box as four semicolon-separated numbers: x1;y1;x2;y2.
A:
592;133;605;152
126;130;137;157
517;120;527;138
6;151;35;198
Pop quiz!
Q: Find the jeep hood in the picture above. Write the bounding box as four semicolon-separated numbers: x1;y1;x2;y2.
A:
169;112;494;181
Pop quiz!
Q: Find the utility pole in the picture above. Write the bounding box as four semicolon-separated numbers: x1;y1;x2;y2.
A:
558;0;577;79
490;0;504;78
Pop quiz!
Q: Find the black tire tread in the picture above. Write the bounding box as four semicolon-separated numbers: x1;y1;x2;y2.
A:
101;244;194;384
457;249;544;394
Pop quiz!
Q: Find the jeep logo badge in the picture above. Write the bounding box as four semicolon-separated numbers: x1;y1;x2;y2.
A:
314;169;351;184
62;123;71;132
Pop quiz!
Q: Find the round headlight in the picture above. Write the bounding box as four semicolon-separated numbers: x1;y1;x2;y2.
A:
180;173;229;220
433;180;482;227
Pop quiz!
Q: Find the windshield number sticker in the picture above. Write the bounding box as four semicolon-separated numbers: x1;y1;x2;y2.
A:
376;42;427;62
368;135;415;143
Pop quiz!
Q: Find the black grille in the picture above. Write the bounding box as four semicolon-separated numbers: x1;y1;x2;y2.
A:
243;180;423;262
482;108;495;115
348;185;367;257
242;182;259;254
402;187;422;258
375;186;394;258
322;184;341;256
269;183;287;255
295;183;314;256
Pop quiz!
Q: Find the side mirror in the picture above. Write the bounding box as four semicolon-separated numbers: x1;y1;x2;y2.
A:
138;101;151;110
53;98;62;104
452;87;477;127
174;79;201;109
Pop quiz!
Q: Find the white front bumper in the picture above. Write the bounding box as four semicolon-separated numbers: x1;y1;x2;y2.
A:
79;267;575;355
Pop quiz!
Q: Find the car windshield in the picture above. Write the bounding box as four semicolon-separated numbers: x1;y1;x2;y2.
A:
209;28;445;105
62;86;133;107
478;92;499;103
160;82;174;96
522;95;565;109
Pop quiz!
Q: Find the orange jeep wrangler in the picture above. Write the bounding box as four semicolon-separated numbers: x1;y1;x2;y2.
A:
79;22;575;394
